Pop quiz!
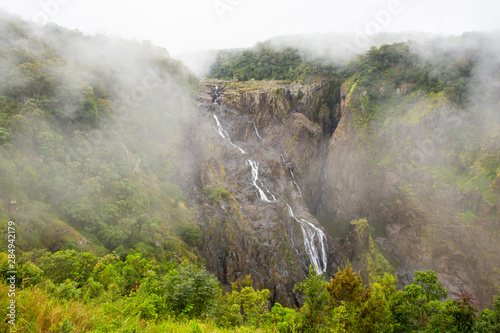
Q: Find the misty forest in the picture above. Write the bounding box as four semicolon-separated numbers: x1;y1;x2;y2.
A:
0;11;500;333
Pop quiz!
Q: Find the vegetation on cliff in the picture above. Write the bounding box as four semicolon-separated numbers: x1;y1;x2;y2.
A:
207;34;500;311
337;36;500;282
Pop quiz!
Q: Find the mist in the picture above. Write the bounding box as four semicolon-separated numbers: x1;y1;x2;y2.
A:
0;11;199;255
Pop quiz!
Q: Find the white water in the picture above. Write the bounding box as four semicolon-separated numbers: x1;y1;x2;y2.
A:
252;121;263;140
213;114;246;154
289;168;303;196
264;187;276;201
212;112;326;273
247;160;275;202
286;204;328;274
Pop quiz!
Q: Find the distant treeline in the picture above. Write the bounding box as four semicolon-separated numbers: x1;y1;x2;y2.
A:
209;42;472;106
208;44;337;82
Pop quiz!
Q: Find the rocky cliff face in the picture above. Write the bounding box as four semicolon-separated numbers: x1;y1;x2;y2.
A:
179;78;499;309
177;79;342;307
318;82;500;308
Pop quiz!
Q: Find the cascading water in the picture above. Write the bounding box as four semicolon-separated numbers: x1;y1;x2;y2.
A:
213;114;246;154
252;121;263;141
210;106;326;275
287;204;328;274
247;160;276;202
212;113;276;201
289;168;303;196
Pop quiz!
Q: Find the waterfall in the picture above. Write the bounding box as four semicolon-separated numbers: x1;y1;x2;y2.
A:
289;168;303;196
247;160;276;202
280;155;303;196
286;204;327;274
211;108;327;274
252;121;263;140
213;114;246;154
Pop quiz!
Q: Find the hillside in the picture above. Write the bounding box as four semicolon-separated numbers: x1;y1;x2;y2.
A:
0;14;201;263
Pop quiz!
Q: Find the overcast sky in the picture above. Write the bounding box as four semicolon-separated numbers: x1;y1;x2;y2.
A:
0;0;499;56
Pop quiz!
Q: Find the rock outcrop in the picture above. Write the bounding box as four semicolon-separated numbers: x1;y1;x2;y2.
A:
177;79;341;307
181;78;499;309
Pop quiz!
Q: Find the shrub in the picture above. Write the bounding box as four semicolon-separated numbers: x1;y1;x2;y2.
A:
217;275;271;327
40;250;97;285
162;263;219;319
181;224;203;247
268;303;301;333
82;277;104;300
203;186;231;203
54;279;81;300
21;261;43;286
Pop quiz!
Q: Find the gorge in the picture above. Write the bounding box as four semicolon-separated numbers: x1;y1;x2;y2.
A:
182;62;500;308
1;13;500;330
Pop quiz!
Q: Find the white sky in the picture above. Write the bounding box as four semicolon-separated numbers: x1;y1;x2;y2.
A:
0;0;499;56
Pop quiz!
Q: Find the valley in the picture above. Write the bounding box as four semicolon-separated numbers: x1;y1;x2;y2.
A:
0;13;499;331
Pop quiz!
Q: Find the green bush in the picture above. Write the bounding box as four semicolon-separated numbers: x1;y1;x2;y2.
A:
268;303;301;333
54;279;81;300
61;238;80;252
217;275;271;328
203;186;231;203
40;250;97;285
21;261;43;286
181;224;203;247
162;263;220;319
82;277;104;300
475;296;500;332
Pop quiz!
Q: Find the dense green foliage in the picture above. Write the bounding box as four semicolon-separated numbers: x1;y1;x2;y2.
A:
2;251;500;332
208;42;473;106
350;218;394;284
209;44;337;82
343;41;499;227
343;41;473;123
203;186;231;203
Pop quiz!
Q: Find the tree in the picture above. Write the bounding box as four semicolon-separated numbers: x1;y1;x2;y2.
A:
475;296;500;332
326;263;367;306
325;264;395;332
217;275;270;327
294;265;328;331
181;224;202;247
40;250;97;285
413;270;447;302
391;270;449;332
162;263;219;318
268;303;301;333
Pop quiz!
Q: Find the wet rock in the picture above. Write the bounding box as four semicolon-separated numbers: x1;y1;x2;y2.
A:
181;82;343;306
